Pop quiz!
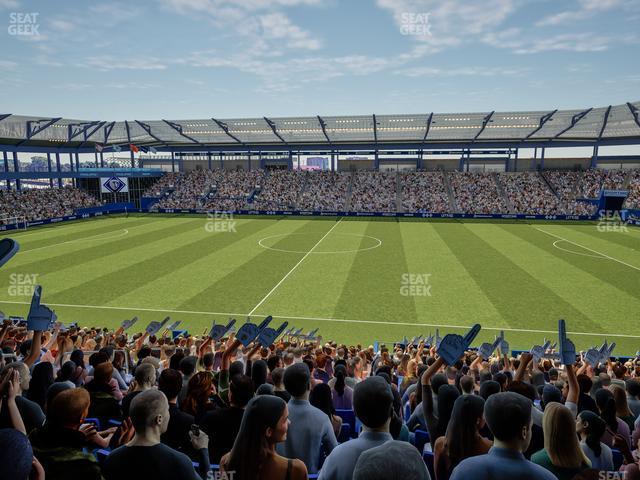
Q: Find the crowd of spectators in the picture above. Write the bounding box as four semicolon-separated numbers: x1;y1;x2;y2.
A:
142;173;181;198
401;172;451;213
0;187;98;224
1;316;640;480
626;170;640;209
542;171;597;216
449;172;507;214
499;172;562;215
3;169;638;225
348;171;397;212
154;170;217;210
297;172;350;212
252;170;306;211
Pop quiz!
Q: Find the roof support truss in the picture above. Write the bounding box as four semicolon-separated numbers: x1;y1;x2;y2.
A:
317;115;332;145
597;106;612;141
627;102;640;131
135;120;170;147
473;111;494;141
163;120;204;145
77;121;107;148
18;117;62;146
524;110;557;140
264;117;287;144
553;108;592;139
211;118;243;145
68;121;101;142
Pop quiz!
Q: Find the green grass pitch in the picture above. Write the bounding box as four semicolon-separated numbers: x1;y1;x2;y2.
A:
1;214;639;354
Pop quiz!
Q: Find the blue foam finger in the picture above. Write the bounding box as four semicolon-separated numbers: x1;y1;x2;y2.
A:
258;321;288;347
121;316;138;331
26;285;55;331
0;239;19;269
558;319;576;366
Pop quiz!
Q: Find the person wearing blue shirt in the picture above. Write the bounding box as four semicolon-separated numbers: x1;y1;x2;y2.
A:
319;376;394;480
276;363;338;475
450;392;558;480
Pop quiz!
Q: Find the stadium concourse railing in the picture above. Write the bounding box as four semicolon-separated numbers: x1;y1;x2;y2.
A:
0;207;639;233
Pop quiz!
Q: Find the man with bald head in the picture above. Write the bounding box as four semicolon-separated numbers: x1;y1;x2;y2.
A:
103;390;210;480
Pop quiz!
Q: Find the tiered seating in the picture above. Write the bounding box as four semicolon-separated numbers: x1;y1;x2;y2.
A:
449;172;507;214
0;187;98;223
401;172;450;213
348;171;396;212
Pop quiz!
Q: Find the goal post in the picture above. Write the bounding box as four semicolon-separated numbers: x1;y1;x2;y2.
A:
0;216;27;230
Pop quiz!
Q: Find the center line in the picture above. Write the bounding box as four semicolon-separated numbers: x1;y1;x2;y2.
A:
247;218;343;316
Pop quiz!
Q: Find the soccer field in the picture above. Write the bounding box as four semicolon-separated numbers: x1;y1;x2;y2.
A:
1;214;639;354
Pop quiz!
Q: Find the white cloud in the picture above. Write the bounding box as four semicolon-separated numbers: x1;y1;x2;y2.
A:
0;0;19;9
254;12;321;50
536;0;634;27
80;56;168;71
485;32;624;54
395;65;530;77
0;59;18;70
159;0;323;51
376;0;517;48
49;18;76;33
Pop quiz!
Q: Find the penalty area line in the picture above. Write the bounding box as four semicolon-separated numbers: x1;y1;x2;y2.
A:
534;226;640;273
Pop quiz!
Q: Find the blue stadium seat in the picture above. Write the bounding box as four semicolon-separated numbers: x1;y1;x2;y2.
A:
335;409;356;438
414;429;430;454
337;423;351;443
611;448;624;470
84;417;101;430
404;401;411;422
93;449;110;465
107;419;122;428
423;451;435;479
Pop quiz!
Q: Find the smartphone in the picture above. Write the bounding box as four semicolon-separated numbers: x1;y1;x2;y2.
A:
190;424;200;436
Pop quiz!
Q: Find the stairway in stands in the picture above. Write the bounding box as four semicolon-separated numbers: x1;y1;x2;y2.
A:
396;171;404;212
344;172;355;211
442;172;459;212
493;173;514;213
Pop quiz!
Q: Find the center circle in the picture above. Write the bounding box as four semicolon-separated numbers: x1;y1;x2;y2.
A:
258;232;383;254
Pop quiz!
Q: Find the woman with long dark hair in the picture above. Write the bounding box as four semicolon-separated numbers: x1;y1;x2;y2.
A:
310;383;342;437
596;388;632;448
27;361;54;410
433;394;491;480
222;395;307;480
181;371;224;421
330;364;353;410
577;410;614;471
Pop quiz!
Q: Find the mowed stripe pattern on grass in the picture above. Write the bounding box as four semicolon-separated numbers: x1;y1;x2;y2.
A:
0;215;638;353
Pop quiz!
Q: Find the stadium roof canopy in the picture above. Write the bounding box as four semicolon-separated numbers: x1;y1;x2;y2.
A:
1;102;639;152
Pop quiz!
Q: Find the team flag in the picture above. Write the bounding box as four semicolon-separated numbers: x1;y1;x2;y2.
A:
113;144;122;152
129;144;139;153
139;146;149;153
95;143;104;152
149;146;158;154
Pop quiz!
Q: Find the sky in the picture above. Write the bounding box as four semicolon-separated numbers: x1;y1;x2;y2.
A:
0;0;639;121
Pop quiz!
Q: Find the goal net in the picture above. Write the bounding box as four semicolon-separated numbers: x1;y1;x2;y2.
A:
0;216;27;230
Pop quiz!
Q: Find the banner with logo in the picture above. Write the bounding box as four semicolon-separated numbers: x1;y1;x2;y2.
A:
100;176;129;194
